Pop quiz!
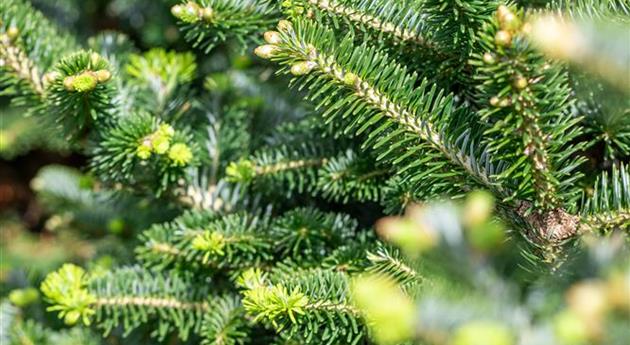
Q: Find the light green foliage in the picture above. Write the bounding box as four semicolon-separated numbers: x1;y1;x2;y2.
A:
40;264;96;326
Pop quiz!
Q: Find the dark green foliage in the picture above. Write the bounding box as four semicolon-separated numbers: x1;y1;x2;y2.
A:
89;266;212;340
172;0;280;53
470;7;585;209
90;111;198;194
200;294;249;345
136;211;272;271
580;163;630;232
45;51;115;139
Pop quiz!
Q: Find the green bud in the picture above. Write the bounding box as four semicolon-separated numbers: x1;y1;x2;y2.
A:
90;52;101;67
184;2;202;22
483;52;496;64
7;26;19;40
171;4;184;18
136;140;152;160
95;69;111;83
152;135;171;154
63;76;75;91
72;72;98;92
43;71;61;87
226;159;256;183
192;232;226;256
290;61;316;76
343;72;358;86
351;275;416;345
254;45;279;59
168;143;193;166
156;123;175;138
495;30;512;47
277;20;293;33
263;31;282;44
514;76;528;89
64;310;81;325
200;7;214;22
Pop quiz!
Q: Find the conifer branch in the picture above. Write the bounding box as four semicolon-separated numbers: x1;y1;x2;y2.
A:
579;163;630;233
0;33;44;96
95;296;209;311
255;19;505;198
171;0;280;53
286;0;428;46
471;6;586;211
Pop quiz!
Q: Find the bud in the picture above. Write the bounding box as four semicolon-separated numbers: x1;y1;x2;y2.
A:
489;96;500;107
254;44;279;59
72;72;98;92
495;30;512;47
290;61;316;76
263;31;282;44
171;4;184;18
483;52;496;64
277;20;293;33
90;52;101;67
63;76;76;91
343;72;358;86
43;71;61;86
496;5;510;20
494;30;512;47
7;26;19;40
498;98;511;107
514;76;528;89
152;135;171;154
500;12;520;31
200;7;214;22
185;2;201;20
168;143;193;166
64;310;81;325
157;123;175;138
136;142;152;160
94;69;111;83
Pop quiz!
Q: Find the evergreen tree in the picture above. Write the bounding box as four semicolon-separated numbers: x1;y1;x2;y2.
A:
1;0;628;344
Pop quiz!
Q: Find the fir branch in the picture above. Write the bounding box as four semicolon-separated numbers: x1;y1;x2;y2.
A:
471;6;584;209
90;112;197;195
226;143;331;195
201;295;249;345
579;163;630;232
241;268;366;345
366;245;419;287
284;0;428;46
317;149;389;202
171;0;280;53
44;50;115;139
89;266;212;341
255;19;506;199
0;33;44;96
550;0;630;22
421;0;499;54
136;210;272;271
